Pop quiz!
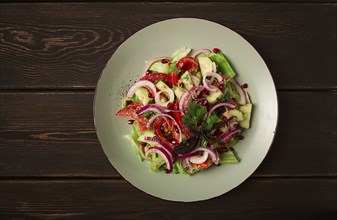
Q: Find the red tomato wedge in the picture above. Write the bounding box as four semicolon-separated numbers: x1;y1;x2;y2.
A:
176;56;199;75
116;102;148;131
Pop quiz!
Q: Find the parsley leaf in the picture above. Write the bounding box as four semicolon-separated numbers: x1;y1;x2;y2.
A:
202;112;219;130
223;81;240;101
182;101;207;127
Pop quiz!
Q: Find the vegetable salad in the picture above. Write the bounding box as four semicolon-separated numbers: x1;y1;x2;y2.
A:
116;47;252;175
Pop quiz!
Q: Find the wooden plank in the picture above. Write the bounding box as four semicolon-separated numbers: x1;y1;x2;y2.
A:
0;91;336;177
0;178;336;219
0;0;335;3
0;3;336;90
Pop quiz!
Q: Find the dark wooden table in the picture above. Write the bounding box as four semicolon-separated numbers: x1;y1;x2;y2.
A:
0;1;336;219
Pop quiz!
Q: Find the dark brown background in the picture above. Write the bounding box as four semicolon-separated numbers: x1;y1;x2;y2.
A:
0;1;336;219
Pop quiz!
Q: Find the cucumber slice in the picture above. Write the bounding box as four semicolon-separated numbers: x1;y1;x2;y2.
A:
135;87;152;106
198;56;213;77
178;71;193;90
171;47;191;63
173;86;187;100
239;103;252;129
149;61;171;74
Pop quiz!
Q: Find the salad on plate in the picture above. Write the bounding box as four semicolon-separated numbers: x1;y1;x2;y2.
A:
116;47;252;175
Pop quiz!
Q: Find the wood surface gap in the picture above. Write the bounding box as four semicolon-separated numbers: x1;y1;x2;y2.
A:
0;1;336;4
1;175;336;181
0;88;336;93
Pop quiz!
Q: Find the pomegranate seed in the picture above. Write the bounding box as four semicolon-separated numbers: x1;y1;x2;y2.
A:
127;119;134;125
204;90;210;95
179;82;185;87
214;129;222;136
212;48;220;53
201;100;208;106
125;100;132;106
171;139;178;145
146;70;152;75
238;135;244;140
161;58;170;64
140;142;147;147
219;85;224;91
148;93;153;98
222;116;228;121
241;83;248;88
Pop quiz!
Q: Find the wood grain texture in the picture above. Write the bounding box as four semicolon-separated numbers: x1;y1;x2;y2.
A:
0;179;336;219
0;91;336;177
0;0;335;3
0;2;336;90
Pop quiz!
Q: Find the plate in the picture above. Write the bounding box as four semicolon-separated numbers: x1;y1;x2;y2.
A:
94;18;278;202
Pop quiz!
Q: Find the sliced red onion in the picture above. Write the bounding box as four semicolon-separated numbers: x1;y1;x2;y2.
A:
191;86;205;99
146;113;182;143
192;147;219;165
154;88;174;107
228;119;238;130
176;151;200;160
143;56;171;76
218;128;241;140
145;147;173;173
203;72;223;92
229;78;247;105
136;104;165;115
190;48;211;58
189;151;209;164
191;75;201;86
144;136;174;160
178;91;189;112
207;102;236;118
127;80;156;98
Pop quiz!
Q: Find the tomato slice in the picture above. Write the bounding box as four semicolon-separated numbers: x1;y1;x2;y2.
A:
116;102;148;131
172;102;191;137
116;102;143;117
169;72;179;86
176;56;199;75
140;73;170;84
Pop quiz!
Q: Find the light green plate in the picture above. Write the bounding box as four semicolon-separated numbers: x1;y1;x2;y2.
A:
94;18;278;202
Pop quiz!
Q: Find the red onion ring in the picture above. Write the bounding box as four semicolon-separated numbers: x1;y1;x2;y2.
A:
136;104;165;115
229;78;247;105
176;151;200;160
127;80;156;98
154;88;175;108
189;151;209;164
144;136;174;160
207;102;236;118
202;72;223;92
143;56;171;76
145;147;173;173
190;48;211;58
192;147;219;165
218;128;241;140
